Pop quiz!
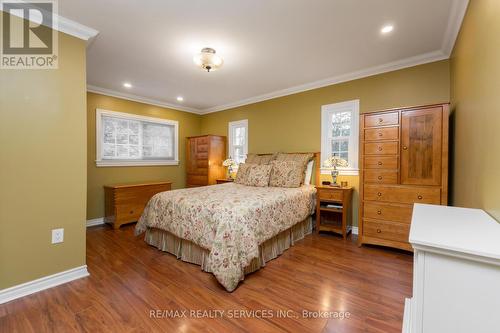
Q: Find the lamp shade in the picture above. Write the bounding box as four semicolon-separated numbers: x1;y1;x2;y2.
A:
193;48;223;72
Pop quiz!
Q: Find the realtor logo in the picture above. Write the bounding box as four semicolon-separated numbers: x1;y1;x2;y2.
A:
1;0;58;69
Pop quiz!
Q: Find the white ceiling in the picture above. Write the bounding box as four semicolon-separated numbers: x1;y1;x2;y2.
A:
59;0;468;114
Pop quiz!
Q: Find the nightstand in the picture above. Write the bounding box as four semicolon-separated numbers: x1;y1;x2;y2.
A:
216;179;234;184
315;186;353;239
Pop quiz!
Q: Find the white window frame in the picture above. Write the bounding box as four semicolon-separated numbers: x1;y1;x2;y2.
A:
228;119;248;166
95;109;179;167
320;100;360;175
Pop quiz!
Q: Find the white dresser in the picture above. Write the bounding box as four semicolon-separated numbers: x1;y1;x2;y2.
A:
403;204;500;333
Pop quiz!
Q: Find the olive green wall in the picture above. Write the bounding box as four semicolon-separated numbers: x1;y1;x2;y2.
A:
450;0;500;220
200;60;451;226
86;93;202;220
0;32;87;288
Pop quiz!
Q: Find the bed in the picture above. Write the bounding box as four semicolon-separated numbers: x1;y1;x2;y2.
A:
135;152;320;291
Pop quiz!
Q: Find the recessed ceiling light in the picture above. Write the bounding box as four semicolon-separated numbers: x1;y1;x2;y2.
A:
177;96;184;102
123;82;132;88
381;25;394;34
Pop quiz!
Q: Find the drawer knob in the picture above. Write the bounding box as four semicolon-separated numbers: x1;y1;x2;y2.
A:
378;146;383;151
129;210;134;214
378;161;383;166
417;195;423;200
377;210;382;215
377;192;382;197
403;146;408;150
376;229;382;233
378;176;383;180
378;132;383;137
378;118;383;123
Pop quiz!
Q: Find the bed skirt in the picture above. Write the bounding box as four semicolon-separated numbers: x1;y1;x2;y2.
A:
144;216;312;276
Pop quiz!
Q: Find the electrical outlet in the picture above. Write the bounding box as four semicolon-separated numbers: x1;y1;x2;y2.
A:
51;228;64;244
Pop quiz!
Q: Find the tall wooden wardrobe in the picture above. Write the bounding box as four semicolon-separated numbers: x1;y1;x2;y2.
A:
186;135;226;187
358;104;449;251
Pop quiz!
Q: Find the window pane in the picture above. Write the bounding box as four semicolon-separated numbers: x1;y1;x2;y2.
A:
103;144;116;157
129;135;139;145
117;145;129;158
341;124;350;136
101;115;175;161
331;139;349;162
234;147;243;164
129;122;140;134
142;122;174;159
129;146;140;158
117;120;128;133
233;126;246;146
331;112;351;138
116;133;128;144
332;111;351;124
332;125;341;137
103;119;116;143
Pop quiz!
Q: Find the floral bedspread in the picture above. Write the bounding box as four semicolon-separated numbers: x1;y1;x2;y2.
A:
135;183;316;291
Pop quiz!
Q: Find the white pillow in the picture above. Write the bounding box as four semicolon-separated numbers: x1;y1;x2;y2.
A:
304;160;314;185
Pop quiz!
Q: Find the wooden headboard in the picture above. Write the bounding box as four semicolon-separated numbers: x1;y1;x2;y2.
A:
253;152;321;186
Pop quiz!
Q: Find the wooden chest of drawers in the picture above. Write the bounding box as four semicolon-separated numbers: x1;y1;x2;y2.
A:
104;181;172;229
358;104;449;251
186;135;226;187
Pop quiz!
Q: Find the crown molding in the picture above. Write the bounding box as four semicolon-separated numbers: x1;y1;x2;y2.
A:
1;3;99;41
87;85;203;114
57;14;99;41
199;50;448;114
441;0;469;56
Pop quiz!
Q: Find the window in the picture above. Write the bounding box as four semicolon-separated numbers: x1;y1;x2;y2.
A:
228;119;248;165
321;100;359;175
96;109;179;167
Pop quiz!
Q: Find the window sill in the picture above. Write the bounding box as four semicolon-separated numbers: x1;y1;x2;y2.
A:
96;160;179;167
320;168;359;176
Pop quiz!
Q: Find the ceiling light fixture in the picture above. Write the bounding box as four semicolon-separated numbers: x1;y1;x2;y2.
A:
177;96;184;102
193;47;223;72
381;25;394;34
123;82;132;88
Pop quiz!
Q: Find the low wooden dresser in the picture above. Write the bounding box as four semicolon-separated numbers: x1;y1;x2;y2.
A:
316;186;353;239
104;181;172;229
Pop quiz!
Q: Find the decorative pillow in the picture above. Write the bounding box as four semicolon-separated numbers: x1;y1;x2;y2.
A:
245;164;273;187
245;153;277;165
269;160;306;188
235;163;251;184
274;153;314;184
275;153;314;168
235;164;272;187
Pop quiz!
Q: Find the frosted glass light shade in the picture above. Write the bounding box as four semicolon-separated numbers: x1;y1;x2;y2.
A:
193;47;223;72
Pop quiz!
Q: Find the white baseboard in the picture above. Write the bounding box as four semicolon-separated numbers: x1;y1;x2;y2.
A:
402;297;413;333
0;265;89;304
352;226;359;235
86;217;105;227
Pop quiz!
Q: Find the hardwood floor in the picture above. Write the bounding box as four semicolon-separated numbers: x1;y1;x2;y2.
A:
0;225;413;333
